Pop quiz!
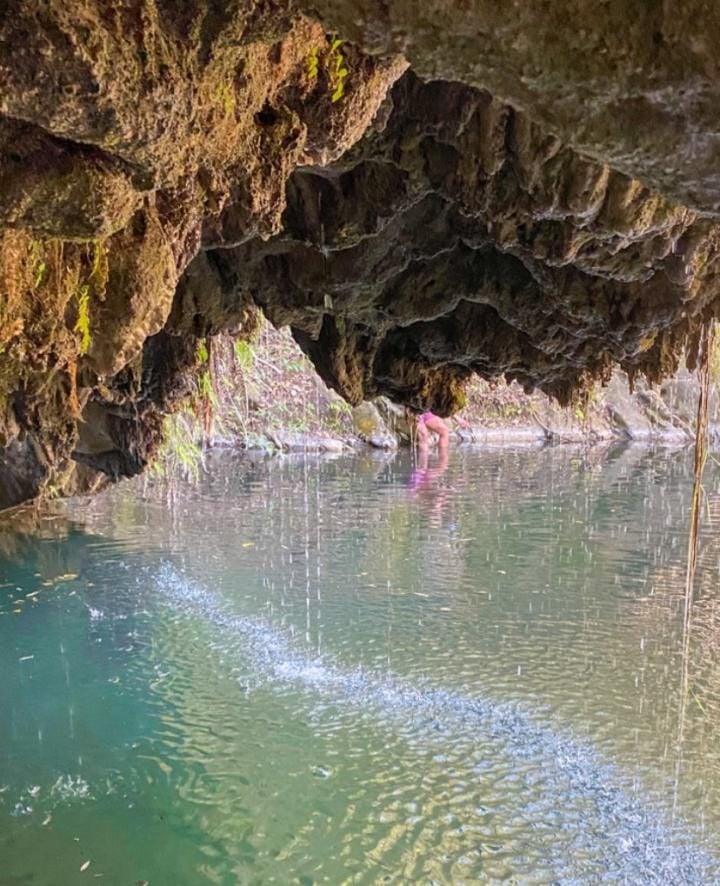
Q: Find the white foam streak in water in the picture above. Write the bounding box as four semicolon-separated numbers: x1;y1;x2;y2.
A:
50;775;91;801
157;563;718;885
4;774;92;819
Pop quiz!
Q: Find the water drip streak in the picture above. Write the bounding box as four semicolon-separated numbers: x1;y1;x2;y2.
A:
156;563;718;884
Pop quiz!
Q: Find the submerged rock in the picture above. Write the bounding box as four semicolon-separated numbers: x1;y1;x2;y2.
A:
2;1;720;506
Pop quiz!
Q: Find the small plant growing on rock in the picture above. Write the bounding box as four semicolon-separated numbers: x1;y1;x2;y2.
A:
196;339;210;364
233;339;255;370
149;411;204;483
214;83;235;117
72;242;107;356
328;39;349;103
28;240;46;289
307;47;320;81
74;285;91;355
306;38;350;103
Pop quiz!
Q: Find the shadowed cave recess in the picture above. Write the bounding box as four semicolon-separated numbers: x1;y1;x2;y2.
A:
3;0;720;509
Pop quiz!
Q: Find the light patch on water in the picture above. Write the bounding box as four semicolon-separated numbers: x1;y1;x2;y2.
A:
155;562;720;885
1;774;92;823
50;775;91;802
11;802;33;817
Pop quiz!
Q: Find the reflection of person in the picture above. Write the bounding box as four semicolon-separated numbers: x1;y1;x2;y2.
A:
408;444;451;527
409;442;448;489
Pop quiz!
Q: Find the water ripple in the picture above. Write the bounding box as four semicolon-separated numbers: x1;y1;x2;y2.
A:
156;562;719;884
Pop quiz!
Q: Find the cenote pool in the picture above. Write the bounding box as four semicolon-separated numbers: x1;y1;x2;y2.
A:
1;444;720;884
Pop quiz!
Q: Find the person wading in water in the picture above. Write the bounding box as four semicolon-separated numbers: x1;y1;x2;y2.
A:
415;411;450;450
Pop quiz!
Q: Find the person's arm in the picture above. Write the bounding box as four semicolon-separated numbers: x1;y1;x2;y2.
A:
416;417;429;447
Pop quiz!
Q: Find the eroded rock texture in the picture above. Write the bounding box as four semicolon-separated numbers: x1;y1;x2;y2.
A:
2;0;720;508
195;72;720;412
0;1;404;507
310;1;720;214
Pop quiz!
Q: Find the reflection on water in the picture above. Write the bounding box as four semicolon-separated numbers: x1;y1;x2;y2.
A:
1;444;720;883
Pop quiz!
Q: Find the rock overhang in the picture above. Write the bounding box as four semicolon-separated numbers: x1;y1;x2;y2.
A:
1;0;720;507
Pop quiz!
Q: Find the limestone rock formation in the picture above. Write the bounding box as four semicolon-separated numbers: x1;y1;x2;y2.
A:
0;2;404;507
310;1;720;213
352;401;397;449
216;72;720;414
2;0;720;508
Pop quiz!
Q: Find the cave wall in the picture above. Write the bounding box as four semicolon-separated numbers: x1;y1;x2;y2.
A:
2;0;720;508
0;1;404;507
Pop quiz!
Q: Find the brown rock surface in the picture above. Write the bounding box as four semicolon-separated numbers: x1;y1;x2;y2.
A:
0;1;404;506
207;73;720;410
307;0;720;213
2;0;720;507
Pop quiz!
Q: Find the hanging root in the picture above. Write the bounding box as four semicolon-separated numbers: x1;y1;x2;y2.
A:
673;321;715;818
685;321;715;597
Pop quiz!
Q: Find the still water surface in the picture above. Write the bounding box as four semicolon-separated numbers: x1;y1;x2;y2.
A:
1;445;720;884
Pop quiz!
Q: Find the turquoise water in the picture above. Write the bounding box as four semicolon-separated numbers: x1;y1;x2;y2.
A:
1;445;720;884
